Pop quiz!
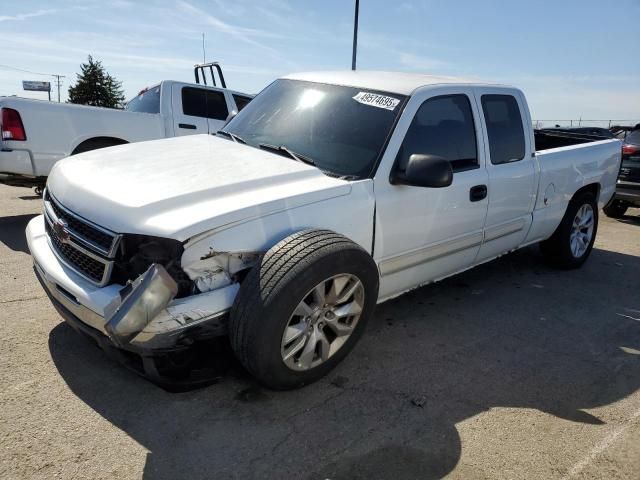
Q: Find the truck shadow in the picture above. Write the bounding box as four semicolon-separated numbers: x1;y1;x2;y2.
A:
18;194;42;201
0;214;37;254
48;246;640;479
614;213;640;227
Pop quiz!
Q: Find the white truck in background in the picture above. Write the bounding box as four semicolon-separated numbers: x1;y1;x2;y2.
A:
0;63;253;193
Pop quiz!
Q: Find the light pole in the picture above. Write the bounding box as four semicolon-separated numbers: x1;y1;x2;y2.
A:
351;0;359;70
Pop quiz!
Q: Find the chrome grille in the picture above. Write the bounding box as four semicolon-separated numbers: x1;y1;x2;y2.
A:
46;194;114;251
45;220;107;283
43;190;121;286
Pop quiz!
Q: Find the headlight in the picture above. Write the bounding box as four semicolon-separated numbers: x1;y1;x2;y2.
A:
112;235;193;298
105;264;178;346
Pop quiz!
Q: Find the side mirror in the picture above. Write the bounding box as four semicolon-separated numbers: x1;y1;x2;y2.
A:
392;154;453;188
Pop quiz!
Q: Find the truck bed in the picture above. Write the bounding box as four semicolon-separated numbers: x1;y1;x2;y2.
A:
0;97;165;180
534;129;611;151
524;136;621;245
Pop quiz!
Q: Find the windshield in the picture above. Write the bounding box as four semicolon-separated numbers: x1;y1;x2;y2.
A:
126;85;160;114
222;79;407;178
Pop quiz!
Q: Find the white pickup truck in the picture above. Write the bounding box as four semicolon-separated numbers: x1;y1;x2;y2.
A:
0;79;252;191
26;71;621;390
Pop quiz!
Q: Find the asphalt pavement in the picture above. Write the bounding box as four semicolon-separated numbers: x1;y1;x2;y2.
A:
1;183;639;479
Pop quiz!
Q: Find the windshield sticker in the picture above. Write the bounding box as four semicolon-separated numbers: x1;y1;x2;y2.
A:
353;92;400;111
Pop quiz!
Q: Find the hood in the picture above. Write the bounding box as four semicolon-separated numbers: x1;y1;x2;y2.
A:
47;135;351;240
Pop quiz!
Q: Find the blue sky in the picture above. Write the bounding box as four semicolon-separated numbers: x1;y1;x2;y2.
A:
1;0;639;124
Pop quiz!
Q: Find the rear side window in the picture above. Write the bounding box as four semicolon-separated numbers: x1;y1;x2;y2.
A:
481;95;525;165
396;94;478;173
181;87;229;120
126;85;160;114
232;94;252;112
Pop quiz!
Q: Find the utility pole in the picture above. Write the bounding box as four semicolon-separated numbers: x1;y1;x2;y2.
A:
52;74;65;102
351;0;359;70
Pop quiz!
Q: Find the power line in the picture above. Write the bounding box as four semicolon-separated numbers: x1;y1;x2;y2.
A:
0;63;56;77
0;63;66;102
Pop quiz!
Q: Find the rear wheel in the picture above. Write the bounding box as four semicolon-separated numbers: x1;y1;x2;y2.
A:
603;200;628;218
540;191;598;269
229;229;379;390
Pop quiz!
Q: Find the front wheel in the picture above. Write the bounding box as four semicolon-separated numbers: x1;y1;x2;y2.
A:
229;229;379;390
603;200;628;218
540;191;598;269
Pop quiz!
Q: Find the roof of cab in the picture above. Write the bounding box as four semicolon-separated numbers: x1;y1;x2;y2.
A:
283;71;507;96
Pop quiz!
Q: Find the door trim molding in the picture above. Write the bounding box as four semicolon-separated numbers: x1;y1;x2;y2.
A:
379;232;483;276
483;217;526;242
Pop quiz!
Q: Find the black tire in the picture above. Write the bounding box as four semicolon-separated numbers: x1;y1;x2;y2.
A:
229;229;379;390
540;191;598;269
602;200;628;219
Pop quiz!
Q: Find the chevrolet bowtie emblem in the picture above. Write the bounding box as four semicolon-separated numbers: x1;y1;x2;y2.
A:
52;219;71;243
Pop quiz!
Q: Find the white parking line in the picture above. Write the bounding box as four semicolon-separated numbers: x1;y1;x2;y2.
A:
563;407;640;479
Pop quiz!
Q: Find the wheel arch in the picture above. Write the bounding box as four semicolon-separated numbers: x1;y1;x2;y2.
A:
573;182;600;203
71;136;129;155
552;182;600;230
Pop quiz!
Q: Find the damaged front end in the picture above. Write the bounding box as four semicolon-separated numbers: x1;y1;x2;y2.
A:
29;189;262;389
37;229;259;389
105;263;180;347
105;235;259;351
183;249;258;293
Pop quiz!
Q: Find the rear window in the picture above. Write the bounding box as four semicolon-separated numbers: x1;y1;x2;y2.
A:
181;87;229;120
232;94;252;112
126;85;160;114
481;95;525;165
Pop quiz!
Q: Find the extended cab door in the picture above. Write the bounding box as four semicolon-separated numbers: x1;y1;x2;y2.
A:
374;87;489;301
473;88;537;263
171;84;230;136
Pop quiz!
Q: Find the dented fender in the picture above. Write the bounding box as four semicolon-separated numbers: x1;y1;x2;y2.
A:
181;244;261;293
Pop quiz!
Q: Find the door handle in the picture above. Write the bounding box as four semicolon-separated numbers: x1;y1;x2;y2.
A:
178;123;197;130
470;185;487;202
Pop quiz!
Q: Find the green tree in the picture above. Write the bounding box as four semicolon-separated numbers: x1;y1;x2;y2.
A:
67;55;125;109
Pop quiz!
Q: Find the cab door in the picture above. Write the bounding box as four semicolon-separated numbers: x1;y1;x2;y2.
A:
473;89;537;263
171;84;230;136
374;87;489;300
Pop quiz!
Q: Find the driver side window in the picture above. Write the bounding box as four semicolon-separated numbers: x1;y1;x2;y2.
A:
396;94;478;173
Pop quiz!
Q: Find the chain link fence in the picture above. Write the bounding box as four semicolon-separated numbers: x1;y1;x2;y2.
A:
533;119;640;129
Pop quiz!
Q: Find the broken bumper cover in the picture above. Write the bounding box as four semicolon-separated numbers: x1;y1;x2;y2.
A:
36;264;232;389
27;215;239;387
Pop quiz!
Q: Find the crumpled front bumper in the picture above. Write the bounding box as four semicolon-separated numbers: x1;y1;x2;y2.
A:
27;215;239;389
